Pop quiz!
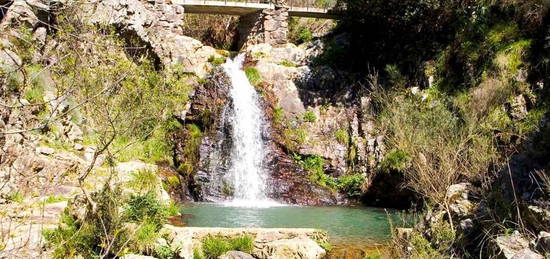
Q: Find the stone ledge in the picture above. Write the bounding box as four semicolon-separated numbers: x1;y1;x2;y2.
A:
163;226;328;259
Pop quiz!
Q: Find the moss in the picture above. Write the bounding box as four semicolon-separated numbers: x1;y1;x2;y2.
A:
244;67;261;86
273;106;284;123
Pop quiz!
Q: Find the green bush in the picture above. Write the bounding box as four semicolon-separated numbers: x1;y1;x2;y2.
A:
336;174;365;197
201;235;254;259
244;67;261;86
302;110;317;122
125;191;170;228
380;149;410;172
44;185;178;258
297;28;313;44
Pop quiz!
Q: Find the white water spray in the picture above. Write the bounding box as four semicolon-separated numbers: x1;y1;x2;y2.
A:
222;54;279;208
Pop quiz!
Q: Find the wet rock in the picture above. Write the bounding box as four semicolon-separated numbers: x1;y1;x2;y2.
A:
220;251;255;259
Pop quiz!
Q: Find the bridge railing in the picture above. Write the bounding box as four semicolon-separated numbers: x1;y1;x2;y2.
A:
181;0;338;12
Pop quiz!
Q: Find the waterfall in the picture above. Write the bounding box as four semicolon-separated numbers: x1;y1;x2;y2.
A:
222;54;279;207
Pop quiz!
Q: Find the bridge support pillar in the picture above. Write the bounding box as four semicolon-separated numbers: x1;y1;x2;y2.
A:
237;7;289;49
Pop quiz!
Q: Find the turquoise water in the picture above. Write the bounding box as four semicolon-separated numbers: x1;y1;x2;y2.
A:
181;203;404;245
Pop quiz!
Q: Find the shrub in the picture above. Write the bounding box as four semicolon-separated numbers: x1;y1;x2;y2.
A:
302;110;317;122
297;28;313;44
244;67;261;86
44;185;177;258
380;149;410;172
201;235;254;259
336;174;365;197
125;191;169;228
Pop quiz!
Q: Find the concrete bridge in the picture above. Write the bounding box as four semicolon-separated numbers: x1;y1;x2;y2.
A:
179;0;340;19
176;0;340;48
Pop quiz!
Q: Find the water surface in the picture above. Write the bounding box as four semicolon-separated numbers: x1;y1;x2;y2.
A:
182;203;403;246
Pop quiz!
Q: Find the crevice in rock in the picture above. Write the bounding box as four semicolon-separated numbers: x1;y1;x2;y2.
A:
119;28;162;70
0;0;13;22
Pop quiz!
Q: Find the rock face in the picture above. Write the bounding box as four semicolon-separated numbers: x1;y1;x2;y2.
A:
163;226;327;259
85;0;221;77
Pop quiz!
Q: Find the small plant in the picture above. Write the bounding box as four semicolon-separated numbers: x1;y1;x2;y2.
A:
334;128;349;145
273;106;284;123
244;67;261;86
280;60;297;67
207;55;226;66
9;192;24;203
302;110;317;122
44;195;68;204
201;235;254;259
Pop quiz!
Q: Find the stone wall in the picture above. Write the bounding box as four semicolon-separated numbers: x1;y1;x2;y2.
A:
238;8;289;49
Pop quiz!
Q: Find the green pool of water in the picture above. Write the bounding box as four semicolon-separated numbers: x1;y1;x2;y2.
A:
181;203;405;245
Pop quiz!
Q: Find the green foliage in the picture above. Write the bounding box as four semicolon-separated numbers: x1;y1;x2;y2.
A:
125;191;170;228
297;28;313;44
244;67;261;86
334;129;349;145
179;123;203;175
44;185;177;258
365;254;382;259
193;248;205;259
336;174;365;197
154;244;180;259
380;149;410;172
207;56;226;66
201;235;254;259
317;241;333;251
8;192;24;203
273;106;285;123
408;220;455;259
302;110;317;122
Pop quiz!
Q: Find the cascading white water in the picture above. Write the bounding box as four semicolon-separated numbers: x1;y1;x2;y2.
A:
222;54;279;207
